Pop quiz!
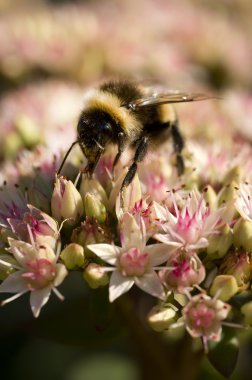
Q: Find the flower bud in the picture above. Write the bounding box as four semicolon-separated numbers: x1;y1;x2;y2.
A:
220;249;252;290
3;132;23;159
203;186;217;211
210;275;238;301
15;115;40;148
83;263;109;289
223;166;243;186
147;305;177;332
60;243;85;270
71;219;110;259
217;182;238;223
241;301;252;325
84;193;107;223
233;219;252;252
80;177;108;208
207;224;233;259
51;176;84;225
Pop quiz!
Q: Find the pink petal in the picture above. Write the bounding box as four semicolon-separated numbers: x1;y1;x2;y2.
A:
135;271;165;299
120;213;145;251
87;244;119;265
30;286;51;318
109;270;134;302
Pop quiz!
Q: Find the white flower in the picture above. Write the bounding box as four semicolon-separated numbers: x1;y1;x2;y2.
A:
0;238;67;317
87;213;176;302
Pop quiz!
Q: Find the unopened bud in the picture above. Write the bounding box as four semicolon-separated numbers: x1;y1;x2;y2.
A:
217;182;238;223
60;243;85;270
220;249;252;290
83;263;109;288
210;275;238;301
80;177;108;208
207;224;233;259
203;186;217;211
147;305;177;332
3;132;23;159
233;219;252;252
241;301;252;325
15;115;40;148
85;193;107;223
223;166;243;186
51;176;84;224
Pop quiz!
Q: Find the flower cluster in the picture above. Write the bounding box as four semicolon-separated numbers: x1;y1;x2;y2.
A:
0;136;252;355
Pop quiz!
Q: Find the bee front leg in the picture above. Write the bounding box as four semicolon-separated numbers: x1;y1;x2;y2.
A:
112;132;126;179
120;136;148;208
171;119;185;176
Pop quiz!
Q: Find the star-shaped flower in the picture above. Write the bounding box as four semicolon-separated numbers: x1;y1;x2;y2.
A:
88;213;176;302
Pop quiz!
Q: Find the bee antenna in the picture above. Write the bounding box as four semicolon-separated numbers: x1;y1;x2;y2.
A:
57;140;79;175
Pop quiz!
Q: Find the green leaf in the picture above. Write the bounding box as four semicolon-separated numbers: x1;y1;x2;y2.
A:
207;329;239;378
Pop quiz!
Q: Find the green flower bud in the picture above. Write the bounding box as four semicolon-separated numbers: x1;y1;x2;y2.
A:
147;305;177;332
60;243;85;270
217;182;238;223
84;193;107;223
15;115;40;148
241;301;252;325
71;220;110;259
223;166;243;186
203;185;217;211
210;275;238;301
3;132;23;159
207;224;233;259
220;249;252;290
83;263;109;289
80;177;108;208
51;176;84;225
233;219;252;252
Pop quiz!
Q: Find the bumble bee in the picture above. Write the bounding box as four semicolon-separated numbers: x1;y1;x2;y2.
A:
58;79;211;193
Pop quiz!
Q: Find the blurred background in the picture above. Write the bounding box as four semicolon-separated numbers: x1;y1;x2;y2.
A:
0;0;252;379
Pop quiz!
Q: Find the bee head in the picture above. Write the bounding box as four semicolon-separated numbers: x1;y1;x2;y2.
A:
77;109;115;175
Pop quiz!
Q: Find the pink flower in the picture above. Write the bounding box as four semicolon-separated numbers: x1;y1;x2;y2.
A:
155;190;224;251
159;252;205;293
87;213;176;302
182;294;231;347
7;205;59;248
0;238;67;317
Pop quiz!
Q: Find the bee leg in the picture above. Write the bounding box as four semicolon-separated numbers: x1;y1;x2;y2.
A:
120;136;148;207
171;119;185;175
112;132;126;178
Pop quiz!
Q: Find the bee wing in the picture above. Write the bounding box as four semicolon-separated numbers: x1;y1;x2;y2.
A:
126;91;215;110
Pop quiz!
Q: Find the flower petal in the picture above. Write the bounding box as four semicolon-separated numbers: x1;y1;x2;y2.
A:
120;212;145;251
87;244;119;265
135;271;165;299
145;243;177;266
54;263;68;287
0;271;27;293
30;286;51;318
109;270;134;302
